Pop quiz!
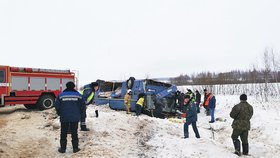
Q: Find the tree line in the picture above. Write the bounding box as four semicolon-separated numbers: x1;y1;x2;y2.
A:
170;69;280;86
170;48;280;86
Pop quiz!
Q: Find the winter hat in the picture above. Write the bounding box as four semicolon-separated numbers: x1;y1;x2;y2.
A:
91;82;99;87
240;94;247;101
184;95;190;99
66;81;75;89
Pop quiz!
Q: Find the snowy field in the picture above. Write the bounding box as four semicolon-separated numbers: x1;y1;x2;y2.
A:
0;94;280;158
76;95;280;158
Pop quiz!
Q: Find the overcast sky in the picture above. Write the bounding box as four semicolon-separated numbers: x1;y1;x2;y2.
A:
1;0;280;85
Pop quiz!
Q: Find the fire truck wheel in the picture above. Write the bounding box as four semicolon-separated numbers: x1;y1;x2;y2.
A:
38;95;55;110
24;104;38;109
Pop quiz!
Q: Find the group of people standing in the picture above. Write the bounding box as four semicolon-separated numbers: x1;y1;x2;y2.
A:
181;88;254;156
54;82;254;156
176;88;216;123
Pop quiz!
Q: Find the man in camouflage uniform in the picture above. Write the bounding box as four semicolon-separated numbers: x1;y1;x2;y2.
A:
230;94;254;156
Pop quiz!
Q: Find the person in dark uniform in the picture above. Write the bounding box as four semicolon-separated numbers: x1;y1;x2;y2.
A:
54;81;85;153
208;93;216;123
183;95;200;139
195;90;201;113
230;94;254;156
80;82;99;131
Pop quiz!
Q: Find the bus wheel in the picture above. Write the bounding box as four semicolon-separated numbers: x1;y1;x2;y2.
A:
38;95;55;110
127;77;135;89
24;104;37;109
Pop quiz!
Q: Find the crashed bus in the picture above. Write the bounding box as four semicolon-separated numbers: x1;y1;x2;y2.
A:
94;77;178;118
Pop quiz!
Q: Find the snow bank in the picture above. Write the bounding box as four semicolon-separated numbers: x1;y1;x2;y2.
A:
72;94;280;158
1;94;279;158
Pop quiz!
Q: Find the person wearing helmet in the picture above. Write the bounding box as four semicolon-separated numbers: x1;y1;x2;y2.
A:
124;89;132;114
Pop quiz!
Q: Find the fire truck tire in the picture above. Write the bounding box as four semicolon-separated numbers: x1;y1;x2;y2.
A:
24;104;37;109
38;95;55;110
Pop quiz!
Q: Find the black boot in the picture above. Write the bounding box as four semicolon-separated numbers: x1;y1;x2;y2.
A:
233;139;241;156
80;125;90;131
58;140;67;153
72;140;80;153
95;110;99;118
184;132;189;139
242;143;249;155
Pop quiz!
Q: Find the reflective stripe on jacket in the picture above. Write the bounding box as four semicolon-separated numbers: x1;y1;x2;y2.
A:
54;91;85;122
80;87;94;105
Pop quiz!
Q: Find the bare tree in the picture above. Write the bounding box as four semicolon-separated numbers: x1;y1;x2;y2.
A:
249;64;258;83
262;48;271;102
271;49;280;94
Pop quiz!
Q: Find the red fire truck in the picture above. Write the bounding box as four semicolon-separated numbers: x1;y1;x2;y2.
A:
0;65;76;110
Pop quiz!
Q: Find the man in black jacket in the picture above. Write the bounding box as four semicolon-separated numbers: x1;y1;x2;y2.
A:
55;81;85;153
195;90;201;113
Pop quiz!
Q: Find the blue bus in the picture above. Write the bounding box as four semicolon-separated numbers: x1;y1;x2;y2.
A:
94;77;178;118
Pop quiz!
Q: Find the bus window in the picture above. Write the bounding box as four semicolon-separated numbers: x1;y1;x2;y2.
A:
0;70;5;83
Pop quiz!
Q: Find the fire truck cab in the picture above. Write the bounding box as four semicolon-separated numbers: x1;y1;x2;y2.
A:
0;65;75;110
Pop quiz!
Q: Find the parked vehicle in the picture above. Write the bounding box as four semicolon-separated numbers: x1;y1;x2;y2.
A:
0;65;76;110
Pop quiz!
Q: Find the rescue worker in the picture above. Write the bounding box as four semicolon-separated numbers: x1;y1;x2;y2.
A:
80;82;99;131
54;81;85;153
184;95;200;139
136;93;145;116
203;89;211;116
176;92;184;113
195;90;201;113
154;98;165;119
183;95;200;139
208;93;216;123
124;89;132;114
230;94;254;156
186;89;195;102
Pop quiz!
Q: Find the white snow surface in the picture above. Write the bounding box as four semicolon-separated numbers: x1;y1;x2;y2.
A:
72;95;280;158
1;94;279;158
